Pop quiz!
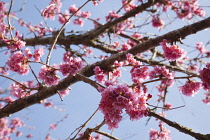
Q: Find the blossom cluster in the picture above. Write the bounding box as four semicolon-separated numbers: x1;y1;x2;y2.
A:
10;81;34;99
7;47;44;75
0;117;24;139
152;15;165;28
38;65;60;86
149;124;171;140
59;56;83;76
179;81;202;97
99;84;149;129
160;39;186;62
130;66;149;83
199;63;210;90
149;65;174;80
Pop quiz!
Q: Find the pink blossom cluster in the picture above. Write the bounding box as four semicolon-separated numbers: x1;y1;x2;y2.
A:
33;47;44;62
0;117;24;139
199;63;210;90
106;11;121;22
42;0;62;20
160;39;186;62
5;38;26;51
94;66;106;83
6;51;29;75
99;84;149;129
58;4;91;25
59;89;70;98
122;0;137;12
179;81;202;96
59;57;83;76
130;66;149;83
38;65;60;86
149;65;174;79
10;81;34;98
7;47;44;75
174;0;205;19
58;10;70;24
106;11;134;34
149;125;171;140
126;53;141;66
127;32;143;47
152;15;165;28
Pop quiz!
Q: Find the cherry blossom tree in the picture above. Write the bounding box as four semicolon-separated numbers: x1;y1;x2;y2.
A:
0;0;210;139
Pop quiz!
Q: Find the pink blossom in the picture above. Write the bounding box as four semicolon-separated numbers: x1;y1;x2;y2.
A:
10;83;29;98
50;124;57;130
7;51;29;75
106;11;121;22
174;0;205;19
24;48;33;59
130;66;149;83
16;131;22;137
149;65;174;79
196;42;207;54
0;66;9;75
38;65;60;86
99;84;148;129
63;51;73;62
152;15;164;28
34;47;44;62
26;134;33;138
59;57;83;76
73;18;84;26
69;5;80;15
200;63;210;90
58;11;70;24
179;81;202;96
10;118;23;128
149;126;171;140
122;0;136;12
81;11;91;19
5;38;26;51
160;39;186;61
59;89;70;98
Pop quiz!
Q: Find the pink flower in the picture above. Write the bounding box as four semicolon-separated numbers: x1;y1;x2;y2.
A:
50;124;57;130
152;15;164;28
58;11;70;24
160;39;186;61
200;63;210;90
38;65;60;86
5;38;26;51
81;11;91;19
73;18;84;26
59;57;83;76
99;84;148;129
179;81;202;96
34;47;44;62
149;65;174;79
130;66;149;83
69;5;80;15
7;51;29;75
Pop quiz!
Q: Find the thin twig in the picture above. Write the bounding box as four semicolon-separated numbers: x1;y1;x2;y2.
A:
68;107;99;140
